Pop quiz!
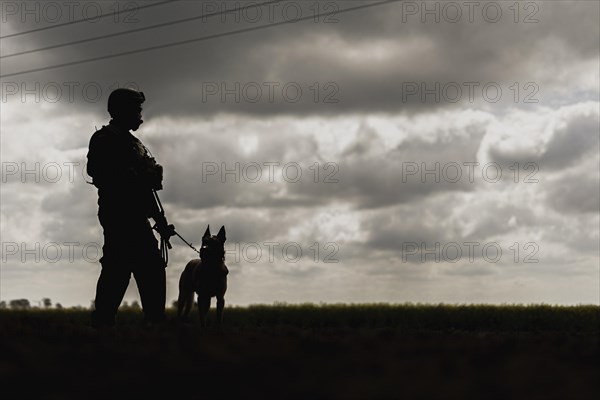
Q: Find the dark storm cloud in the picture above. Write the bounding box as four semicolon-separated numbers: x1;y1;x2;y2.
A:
40;177;100;244
359;190;545;265
487;105;600;172
546;169;600;214
364;204;451;251
286;118;487;208
2;1;598;116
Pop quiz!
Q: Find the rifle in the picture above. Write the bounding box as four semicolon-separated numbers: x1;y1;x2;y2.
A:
151;189;173;265
151;189;200;266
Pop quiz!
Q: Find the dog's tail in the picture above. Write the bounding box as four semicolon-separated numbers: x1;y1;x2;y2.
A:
177;290;194;319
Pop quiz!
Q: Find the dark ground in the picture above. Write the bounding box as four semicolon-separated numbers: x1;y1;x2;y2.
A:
0;304;598;399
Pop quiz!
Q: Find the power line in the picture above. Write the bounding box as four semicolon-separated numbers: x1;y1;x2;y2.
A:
0;0;181;39
0;0;399;79
1;1;280;59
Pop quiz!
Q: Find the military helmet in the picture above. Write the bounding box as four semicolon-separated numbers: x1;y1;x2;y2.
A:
107;88;145;117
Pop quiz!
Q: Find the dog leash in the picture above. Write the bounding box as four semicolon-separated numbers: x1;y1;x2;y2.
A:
174;231;200;255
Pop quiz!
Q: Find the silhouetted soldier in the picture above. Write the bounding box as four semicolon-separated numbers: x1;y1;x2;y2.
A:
87;88;174;328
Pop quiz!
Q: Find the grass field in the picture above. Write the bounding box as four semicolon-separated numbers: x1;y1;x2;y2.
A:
1;304;598;399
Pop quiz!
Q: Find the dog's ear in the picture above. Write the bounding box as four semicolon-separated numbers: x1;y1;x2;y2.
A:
203;225;211;240
217;226;226;243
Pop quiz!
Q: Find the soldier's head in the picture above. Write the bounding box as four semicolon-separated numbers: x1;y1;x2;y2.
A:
107;88;145;131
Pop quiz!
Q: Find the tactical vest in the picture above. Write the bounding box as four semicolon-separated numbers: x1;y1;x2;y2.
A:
87;123;162;217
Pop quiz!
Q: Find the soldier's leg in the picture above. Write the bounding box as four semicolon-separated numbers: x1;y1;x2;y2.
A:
134;261;166;324
91;260;131;327
92;210;135;327
133;225;166;324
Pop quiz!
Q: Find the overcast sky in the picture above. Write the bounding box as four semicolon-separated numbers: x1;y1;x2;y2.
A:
1;0;598;307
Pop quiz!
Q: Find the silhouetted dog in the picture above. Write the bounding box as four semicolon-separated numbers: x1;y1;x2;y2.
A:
177;225;228;327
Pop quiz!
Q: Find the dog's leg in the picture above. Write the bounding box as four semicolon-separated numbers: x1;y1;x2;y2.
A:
216;296;225;327
198;296;210;328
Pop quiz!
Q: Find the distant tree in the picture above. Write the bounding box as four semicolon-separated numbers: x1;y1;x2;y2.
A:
171;300;178;309
130;300;141;310
42;298;52;308
0;301;6;309
90;300;95;310
55;303;63;309
9;299;31;310
121;301;129;309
